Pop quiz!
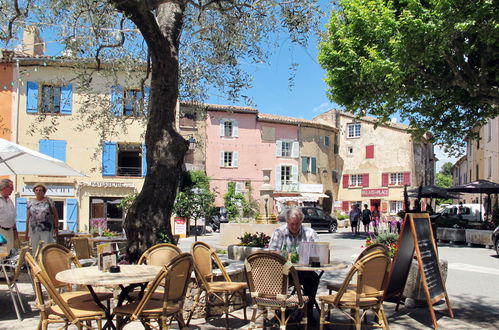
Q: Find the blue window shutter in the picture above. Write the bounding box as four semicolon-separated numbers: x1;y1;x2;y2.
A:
66;199;78;231
60;84;73;114
311;157;317;174
102;142;117;176
26;81;39;113
53;140;67;161
142;144;147;176
16;198;27;231
111;85;123;116
39;139;53;157
144;87;150;115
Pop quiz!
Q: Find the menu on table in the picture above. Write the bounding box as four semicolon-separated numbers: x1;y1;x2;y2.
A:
97;243;118;271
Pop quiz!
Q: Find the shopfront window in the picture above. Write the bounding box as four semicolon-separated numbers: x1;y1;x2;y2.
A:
90;197;124;232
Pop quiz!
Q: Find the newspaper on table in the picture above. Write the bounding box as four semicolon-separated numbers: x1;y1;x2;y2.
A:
298;242;330;266
97;242;118;271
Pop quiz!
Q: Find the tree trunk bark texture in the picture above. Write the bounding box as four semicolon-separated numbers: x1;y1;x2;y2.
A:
111;0;188;262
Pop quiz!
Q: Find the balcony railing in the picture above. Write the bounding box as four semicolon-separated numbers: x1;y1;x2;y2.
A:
117;166;141;177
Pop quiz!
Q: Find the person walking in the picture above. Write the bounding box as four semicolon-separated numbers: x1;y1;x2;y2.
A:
25;183;59;253
349;204;361;235
0;179;18;252
361;204;372;233
371;204;380;234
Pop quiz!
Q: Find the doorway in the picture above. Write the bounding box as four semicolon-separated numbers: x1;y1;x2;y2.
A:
370;199;381;211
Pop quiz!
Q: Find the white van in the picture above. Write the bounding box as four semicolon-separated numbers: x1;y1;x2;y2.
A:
440;204;485;223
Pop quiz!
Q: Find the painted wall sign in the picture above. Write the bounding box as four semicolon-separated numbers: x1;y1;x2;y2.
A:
361;188;389;197
22;184;75;196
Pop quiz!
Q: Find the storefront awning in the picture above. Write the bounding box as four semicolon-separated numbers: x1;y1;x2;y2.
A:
300;192;330;199
275;192;330;203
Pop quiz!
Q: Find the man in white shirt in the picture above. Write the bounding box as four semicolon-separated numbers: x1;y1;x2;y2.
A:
0;179;17;252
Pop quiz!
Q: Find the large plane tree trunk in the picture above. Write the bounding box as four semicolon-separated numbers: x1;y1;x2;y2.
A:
111;1;188;262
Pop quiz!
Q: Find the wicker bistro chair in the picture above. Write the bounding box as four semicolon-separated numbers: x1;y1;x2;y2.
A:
70;237;95;261
114;253;194;330
0;246;29;321
318;252;392;330
189;241;248;329
25;252;105;330
327;243;390;294
244;252;309;329
39;243;112;304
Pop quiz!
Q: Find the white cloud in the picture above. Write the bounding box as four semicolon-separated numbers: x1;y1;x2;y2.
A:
311;102;333;114
434;145;461;172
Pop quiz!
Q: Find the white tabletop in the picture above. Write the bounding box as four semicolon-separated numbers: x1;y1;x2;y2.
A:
293;261;348;272
56;264;162;286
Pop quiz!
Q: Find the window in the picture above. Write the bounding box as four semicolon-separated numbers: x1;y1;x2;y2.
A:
26;81;73;114
281;165;292;185
332;170;339;183
54;201;65;230
219;151;238;168
90;197;124;232
111;85;149;117
42;85;62;113
102;142;147;177
281;141;291;157
390;173;404;185
389;201;403;214
348;146;354;155
350;174;363;186
301;156;317;174
276;140;298;158
334;135;339;154
39;139;67;161
347;123;361;138
324;136;330;146
220;119;238;137
117;144;143;177
366;145;374;159
227;182;243;193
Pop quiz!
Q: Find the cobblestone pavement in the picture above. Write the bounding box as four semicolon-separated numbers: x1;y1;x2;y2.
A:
1;228;497;329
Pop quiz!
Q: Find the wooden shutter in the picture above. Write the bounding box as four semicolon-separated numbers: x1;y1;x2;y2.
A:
342;174;349;188
219;119;225;136
26;81;39;113
232;120;238;137
111;85;123;116
301;157;308;173
15;198;27;231
276;140;282;156
292;165;299;190
362;173;369;187
311;157;317;174
233;152;239;168
342;201;349;211
382;173;389;186
275;165;282;191
102;142;117;176
66;199;78;231
219;151;225;167
403;172;411;185
60;84;73;114
291;141;299;158
366;145;374;159
39;140;66;161
141;144;147;176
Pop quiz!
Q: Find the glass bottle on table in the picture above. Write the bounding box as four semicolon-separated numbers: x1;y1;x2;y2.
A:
281;244;288;260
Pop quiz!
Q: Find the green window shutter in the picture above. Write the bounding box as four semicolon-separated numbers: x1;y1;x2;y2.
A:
311;157;317;174
301;157;308;173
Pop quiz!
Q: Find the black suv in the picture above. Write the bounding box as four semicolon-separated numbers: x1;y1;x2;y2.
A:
278;206;338;233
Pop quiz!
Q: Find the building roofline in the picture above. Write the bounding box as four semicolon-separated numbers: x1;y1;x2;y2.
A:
258;113;337;131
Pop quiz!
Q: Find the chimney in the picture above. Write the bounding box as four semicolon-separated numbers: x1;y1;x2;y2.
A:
22;26;45;57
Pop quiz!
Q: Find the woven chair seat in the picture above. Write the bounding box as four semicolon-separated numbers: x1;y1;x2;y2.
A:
61;290;113;304
207;281;247;292
254;295;309;308
49;300;106;318
320;292;379;308
114;299;181;315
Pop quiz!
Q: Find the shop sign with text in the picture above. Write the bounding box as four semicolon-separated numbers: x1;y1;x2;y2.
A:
361;188;389;197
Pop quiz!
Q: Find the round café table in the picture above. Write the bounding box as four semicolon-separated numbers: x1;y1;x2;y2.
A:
56;264;162;330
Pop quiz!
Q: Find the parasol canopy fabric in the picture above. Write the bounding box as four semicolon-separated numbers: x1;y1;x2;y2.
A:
0;138;85;176
407;185;460;199
447;180;499;194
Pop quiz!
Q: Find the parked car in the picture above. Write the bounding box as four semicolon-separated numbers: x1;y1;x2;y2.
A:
278;206;338;233
433;203;485;228
492;226;499;256
207;207;228;232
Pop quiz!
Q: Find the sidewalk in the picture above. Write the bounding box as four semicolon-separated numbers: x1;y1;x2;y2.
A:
0;229;496;329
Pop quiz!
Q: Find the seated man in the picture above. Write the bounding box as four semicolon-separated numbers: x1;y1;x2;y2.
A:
268;207;320;323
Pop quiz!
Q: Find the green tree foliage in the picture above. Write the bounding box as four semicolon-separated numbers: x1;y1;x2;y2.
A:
319;0;498;151
223;182;244;221
436;161;454;204
0;0;321;260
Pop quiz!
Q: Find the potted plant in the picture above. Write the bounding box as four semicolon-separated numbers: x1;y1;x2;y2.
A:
227;232;271;261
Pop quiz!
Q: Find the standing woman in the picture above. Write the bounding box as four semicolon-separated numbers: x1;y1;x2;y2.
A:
26;183;59;252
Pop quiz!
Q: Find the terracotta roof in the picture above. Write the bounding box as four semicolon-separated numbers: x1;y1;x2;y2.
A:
180;101;257;113
258;113;337;131
314;109;411;131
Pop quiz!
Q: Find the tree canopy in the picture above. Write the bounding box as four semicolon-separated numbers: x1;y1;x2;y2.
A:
1;0;321;260
319;0;498;151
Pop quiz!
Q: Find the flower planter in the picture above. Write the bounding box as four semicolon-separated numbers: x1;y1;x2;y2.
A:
465;229;493;248
436;228;466;244
403;259;448;307
227;245;268;261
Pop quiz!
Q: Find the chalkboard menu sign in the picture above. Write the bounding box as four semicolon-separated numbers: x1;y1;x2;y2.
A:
384;213;453;329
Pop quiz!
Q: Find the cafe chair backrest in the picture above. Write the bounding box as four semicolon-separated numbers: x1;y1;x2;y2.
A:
39;243;80;290
138;243;182;266
191;241;231;283
130;253;194;321
70;237;93;259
